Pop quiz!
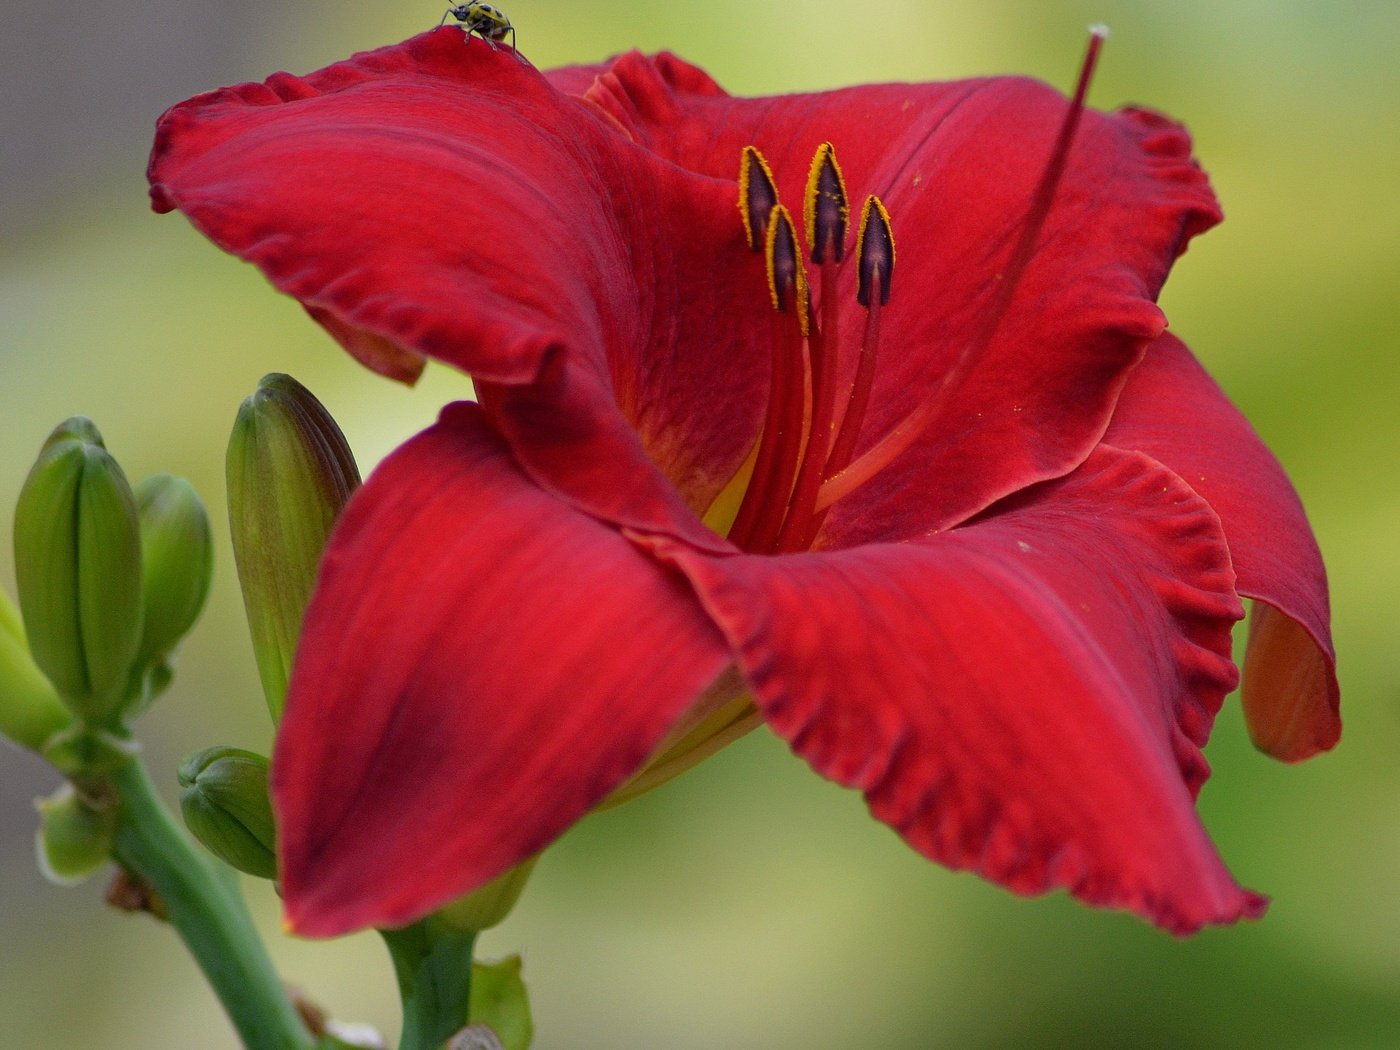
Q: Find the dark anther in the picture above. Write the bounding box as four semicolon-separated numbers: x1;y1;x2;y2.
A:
856;196;895;307
739;146;781;253
805;143;849;263
764;205;800;313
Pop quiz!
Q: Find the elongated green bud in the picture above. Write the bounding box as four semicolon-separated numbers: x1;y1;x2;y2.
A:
0;587;71;751
13;419;143;722
436;857;539;935
227;375;360;721
133;474;213;672
35;783;116;886
178;746;277;879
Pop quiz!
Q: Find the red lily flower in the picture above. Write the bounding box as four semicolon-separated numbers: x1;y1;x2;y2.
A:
148;29;1339;938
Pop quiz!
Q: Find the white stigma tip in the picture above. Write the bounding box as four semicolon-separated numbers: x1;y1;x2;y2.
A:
1088;23;1111;39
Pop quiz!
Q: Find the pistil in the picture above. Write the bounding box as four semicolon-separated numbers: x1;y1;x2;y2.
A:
817;25;1108;512
722;25;1104;552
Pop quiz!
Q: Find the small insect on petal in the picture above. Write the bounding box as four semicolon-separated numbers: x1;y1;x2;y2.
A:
440;2;525;61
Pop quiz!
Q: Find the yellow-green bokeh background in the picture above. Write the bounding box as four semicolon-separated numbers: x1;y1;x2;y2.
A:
2;1;1397;1046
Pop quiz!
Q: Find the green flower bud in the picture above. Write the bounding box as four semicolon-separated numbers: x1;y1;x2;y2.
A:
133;474;213;674
227;375;360;721
0;586;71;751
435;858;539;935
178;745;277;879
13;418;143;722
35;783;116;886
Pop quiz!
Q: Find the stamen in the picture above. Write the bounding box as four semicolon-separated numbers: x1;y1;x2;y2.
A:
727;311;795;547
739;145;781;252
854;195;895;307
782;196;892;550
803;142;849;263
771;145;856;552
730;205;810;551
825;196;891;476
773;266;838;552
763;205;809;334
811;146;851;452
817;26;1108;513
744;313;810;552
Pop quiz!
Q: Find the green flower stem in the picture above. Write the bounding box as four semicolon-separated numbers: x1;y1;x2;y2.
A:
109;757;315;1050
380;920;478;1050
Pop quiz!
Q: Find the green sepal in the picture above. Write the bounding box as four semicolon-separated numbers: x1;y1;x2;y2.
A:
227;374;360;722
466;956;533;1050
436;856;538;934
13;418;143;722
0;587;72;751
133;474;213;675
35;782;117;886
178;746;277;879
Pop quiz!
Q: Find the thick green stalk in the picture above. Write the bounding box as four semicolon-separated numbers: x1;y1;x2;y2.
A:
380;920;478;1050
109;758;315;1050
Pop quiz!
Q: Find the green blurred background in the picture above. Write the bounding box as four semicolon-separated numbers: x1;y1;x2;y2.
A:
2;0;1397;1046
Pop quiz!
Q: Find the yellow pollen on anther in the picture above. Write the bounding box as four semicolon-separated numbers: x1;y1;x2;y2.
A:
856;195;896;306
803;142;850;260
763;205;809;336
738;145;780;251
856;196;896;269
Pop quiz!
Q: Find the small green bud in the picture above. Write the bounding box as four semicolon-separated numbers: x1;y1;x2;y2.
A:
464;956;533;1050
435;857;539;935
178;746;277;879
227;375;360;721
0;586;71;751
13;418;143;722
35;783;116;886
133;474;213;674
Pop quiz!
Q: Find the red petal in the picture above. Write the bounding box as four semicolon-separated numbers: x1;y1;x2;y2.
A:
273;402;730;936
584;54;1223;538
1105;334;1339;760
646;447;1262;934
149;33;771;524
152;42;1222;549
151;34;556;384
